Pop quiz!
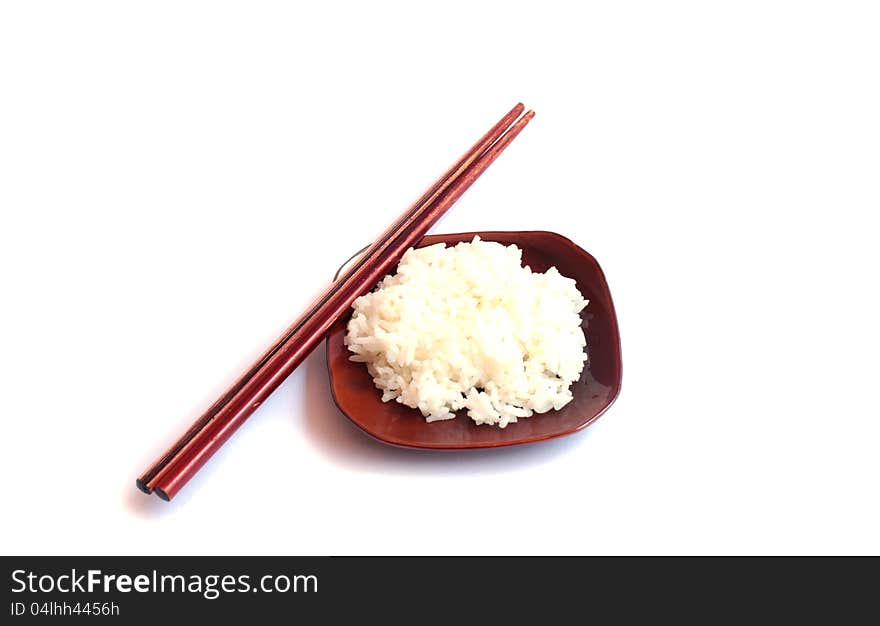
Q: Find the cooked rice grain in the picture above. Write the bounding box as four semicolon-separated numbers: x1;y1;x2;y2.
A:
345;236;588;428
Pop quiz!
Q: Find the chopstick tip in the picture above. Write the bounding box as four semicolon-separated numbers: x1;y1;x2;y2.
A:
512;110;536;130
508;102;526;119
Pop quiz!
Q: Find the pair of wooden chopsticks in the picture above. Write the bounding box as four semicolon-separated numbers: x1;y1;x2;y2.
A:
137;103;535;501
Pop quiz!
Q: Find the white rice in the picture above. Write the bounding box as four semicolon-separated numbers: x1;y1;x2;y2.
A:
344;236;589;428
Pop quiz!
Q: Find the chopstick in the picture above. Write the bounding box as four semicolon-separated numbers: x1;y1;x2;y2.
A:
138;104;526;497
137;103;535;501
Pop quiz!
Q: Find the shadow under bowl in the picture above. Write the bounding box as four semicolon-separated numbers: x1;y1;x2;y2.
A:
325;231;622;449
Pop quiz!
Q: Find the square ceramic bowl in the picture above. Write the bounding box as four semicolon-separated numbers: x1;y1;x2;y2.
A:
325;231;621;449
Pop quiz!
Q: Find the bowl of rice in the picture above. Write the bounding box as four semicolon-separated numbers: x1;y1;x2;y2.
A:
325;231;621;449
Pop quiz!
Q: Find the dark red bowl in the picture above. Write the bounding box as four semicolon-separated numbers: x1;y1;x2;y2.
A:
325;231;622;449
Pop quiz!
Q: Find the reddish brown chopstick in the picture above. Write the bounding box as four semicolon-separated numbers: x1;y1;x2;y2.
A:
137;104;526;498
137;103;535;501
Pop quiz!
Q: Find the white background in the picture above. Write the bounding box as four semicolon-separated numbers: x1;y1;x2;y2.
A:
1;1;878;555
